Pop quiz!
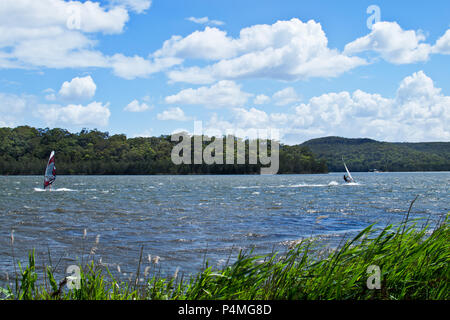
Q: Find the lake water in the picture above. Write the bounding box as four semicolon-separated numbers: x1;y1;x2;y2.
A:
0;172;448;283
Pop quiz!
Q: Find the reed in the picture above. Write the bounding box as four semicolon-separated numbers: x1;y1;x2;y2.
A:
1;213;448;300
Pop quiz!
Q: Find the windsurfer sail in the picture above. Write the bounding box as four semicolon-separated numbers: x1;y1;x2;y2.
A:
342;157;355;183
44;151;56;190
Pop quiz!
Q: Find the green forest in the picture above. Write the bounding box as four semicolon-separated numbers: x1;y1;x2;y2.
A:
1;127;448;175
302;136;450;172
0;126;327;175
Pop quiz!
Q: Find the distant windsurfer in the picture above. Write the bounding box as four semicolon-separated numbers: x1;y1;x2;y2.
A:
342;157;355;183
343;174;354;183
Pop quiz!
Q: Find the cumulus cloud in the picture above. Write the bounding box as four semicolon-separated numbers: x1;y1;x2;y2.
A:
201;108;288;140
132;128;153;138
232;107;270;128
124;99;151;112
344;21;432;64
432;29;450;54
158;18;366;83
272;87;300;106
204;71;450;142
0;0;161;78
154;27;236;61
59;75;97;101
186;17;225;26
0;0;127;70
157;107;191;121
253;94;270;105
110;0;152;13
165;80;252;108
0;0;129;36
0;92;30;127
109;54;181;80
43;88;57;101
293;71;449;141
394;71;449;126
36;101;111;127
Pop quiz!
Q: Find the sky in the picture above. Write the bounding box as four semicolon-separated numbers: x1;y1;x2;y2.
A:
0;0;449;144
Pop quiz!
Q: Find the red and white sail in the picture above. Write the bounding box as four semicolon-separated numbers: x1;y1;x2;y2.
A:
44;151;56;189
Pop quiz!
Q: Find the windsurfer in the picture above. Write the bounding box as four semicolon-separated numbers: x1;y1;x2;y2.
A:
44;151;56;190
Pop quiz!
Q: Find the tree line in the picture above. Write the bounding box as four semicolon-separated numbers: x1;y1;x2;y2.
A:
302;136;450;172
0;126;327;175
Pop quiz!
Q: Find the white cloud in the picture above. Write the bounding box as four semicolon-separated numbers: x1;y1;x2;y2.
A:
253;94;270;105
291;71;449;141
344;21;432;64
165;80;252;108
110;0;152;14
396;70;441;104
395;71;449;124
160;18;366;84
186;17;225;26
201;108;289;141
272;87;300;106
0;0;129;36
109;54;154;79
269;113;289;124
432;29;450;54
5;29;109;69
110;54;181;80
36;101;111;127
124;99;151;112
0;92;30;127
59;75;97;101
154;27;236;61
0;0;129;71
0;0;162;79
157;107;191;121
231;107;270;128
43;88;57;101
204;71;450;142
132;128;153;138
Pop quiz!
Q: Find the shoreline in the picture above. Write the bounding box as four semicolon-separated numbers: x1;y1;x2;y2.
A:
2;170;450;177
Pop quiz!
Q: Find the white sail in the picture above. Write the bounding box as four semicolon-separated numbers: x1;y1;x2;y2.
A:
342;157;355;182
44;151;56;189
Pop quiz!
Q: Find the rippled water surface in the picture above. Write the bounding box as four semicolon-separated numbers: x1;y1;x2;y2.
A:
0;173;448;280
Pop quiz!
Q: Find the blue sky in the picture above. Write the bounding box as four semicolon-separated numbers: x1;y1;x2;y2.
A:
0;0;449;143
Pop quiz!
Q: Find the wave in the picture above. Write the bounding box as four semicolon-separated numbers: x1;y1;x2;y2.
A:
236;182;343;189
344;182;361;186
34;187;77;192
234;186;260;189
274;184;332;188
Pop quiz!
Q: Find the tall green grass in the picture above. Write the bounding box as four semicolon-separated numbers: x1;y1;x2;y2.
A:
1;214;448;300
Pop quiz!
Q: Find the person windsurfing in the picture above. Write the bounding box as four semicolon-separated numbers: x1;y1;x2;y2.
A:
342;157;355;183
44;151;56;190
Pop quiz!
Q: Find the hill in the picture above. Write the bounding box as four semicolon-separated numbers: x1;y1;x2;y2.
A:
0;126;327;175
301;136;450;172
